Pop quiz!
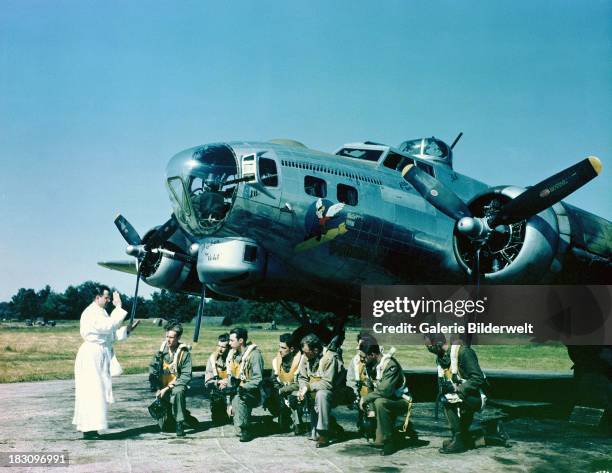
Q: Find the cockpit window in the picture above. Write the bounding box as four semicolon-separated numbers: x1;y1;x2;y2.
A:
383;152;414;172
382;151;435;177
335;148;383;162
416;161;435;177
166;144;239;236
259;158;278;187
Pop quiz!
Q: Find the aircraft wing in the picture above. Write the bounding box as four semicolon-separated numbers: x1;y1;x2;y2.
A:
97;260;138;275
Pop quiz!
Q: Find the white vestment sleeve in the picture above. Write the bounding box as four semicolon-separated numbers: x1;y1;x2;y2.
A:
90;306;128;333
115;325;129;341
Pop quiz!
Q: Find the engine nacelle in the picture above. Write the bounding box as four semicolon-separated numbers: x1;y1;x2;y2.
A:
453;186;570;284
196;237;266;287
140;227;195;291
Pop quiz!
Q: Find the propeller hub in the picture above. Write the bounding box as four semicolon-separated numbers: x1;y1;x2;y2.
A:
126;244;146;258
457;217;490;240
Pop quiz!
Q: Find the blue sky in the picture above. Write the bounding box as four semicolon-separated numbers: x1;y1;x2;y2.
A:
1;1;610;302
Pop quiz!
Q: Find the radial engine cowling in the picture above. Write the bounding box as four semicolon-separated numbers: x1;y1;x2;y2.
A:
139;227;195;291
453;186;571;284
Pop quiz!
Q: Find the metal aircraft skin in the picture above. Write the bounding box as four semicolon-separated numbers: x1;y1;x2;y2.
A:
101;136;611;317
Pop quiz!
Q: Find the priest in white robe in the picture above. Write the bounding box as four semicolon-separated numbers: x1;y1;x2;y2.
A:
72;286;139;438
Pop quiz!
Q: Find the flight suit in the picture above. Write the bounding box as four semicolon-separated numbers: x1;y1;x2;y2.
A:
347;352;374;436
298;349;343;438
204;347;229;425
270;351;303;430
149;341;193;431
347;352;372;399
361;353;412;446
226;343;264;437
437;344;487;453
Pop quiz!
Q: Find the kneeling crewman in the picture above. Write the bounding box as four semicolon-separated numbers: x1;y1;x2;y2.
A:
298;334;343;448
148;322;196;437
269;333;304;433
204;333;231;425
427;335;487;454
347;333;374;438
219;327;264;442
360;344;420;455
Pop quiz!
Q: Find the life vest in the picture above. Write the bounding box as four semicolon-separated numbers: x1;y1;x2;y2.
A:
209;348;228;380
272;352;302;385
436;344;487;409
227;343;258;384
159;340;189;388
375;347;409;399
226;349;240;379
351;353;370;398
373;347;412;431
305;349;342;387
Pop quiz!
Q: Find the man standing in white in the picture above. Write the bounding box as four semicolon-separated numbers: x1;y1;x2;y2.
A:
72;285;139;439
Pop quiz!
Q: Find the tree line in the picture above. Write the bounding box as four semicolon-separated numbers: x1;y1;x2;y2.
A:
0;281;332;324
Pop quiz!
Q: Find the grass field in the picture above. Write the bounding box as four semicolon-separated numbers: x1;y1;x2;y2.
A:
0;320;573;383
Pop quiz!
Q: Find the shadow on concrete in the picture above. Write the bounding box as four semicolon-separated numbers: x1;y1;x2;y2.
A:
100;424;161;440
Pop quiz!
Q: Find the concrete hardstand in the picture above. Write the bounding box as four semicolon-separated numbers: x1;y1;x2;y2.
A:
0;374;609;473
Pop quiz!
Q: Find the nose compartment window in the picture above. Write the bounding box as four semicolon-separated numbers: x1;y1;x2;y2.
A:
167;177;191;223
188;146;238;233
189;176;230;226
166;144;239;236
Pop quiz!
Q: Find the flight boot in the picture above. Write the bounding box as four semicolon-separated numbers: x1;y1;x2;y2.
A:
381;440;398;456
239;430;254;442
176;421;185;437
315;434;330;448
439;433;467;454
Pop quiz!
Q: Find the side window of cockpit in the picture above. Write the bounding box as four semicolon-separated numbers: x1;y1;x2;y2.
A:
259;157;278;187
304;176;327;198
416;161;435;177
337;184;358;206
383;152;414;172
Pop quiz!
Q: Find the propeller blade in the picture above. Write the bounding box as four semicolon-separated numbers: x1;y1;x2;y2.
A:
490;156;602;226
402;165;472;221
114;214;142;246
471;247;481;287
129;264;142;326
193;284;206;343
144;216;179;250
97;260;138;275
465;247;482;348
